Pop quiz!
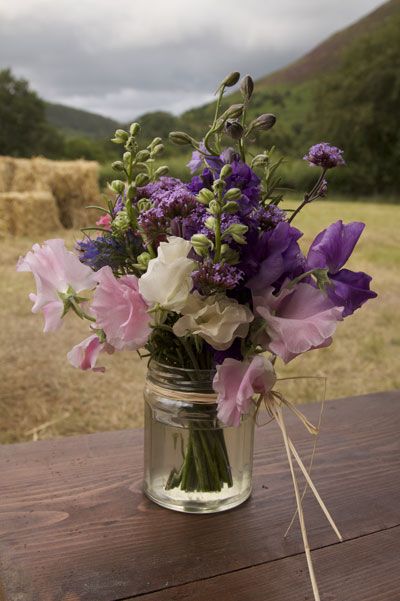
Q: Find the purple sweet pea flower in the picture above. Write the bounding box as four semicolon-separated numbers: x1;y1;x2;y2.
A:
307;220;377;316
244;222;306;290
303;143;345;169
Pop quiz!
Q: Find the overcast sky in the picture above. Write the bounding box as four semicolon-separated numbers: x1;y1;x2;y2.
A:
0;0;384;122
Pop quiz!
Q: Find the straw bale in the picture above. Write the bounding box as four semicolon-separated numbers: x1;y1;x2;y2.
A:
0;156;100;229
0;191;61;238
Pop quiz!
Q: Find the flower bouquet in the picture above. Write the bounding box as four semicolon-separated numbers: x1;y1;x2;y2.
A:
18;71;376;600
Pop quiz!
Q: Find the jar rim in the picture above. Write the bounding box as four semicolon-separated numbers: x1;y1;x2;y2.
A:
147;359;216;393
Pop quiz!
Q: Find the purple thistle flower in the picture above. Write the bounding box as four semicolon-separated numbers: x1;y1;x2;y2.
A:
192;260;244;293
303;143;345;169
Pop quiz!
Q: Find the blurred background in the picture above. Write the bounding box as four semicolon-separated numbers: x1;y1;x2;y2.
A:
1;0;399;443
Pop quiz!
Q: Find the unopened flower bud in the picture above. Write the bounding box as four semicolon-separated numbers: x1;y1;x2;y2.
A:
136;149;150;162
110;180;125;194
112;161;124;172
213;179;225;192
248;113;276;133
222;200;239;213
204;216;216;230
135;252;151;271
116;129;129;140
191;234;213;257
221;104;244;121
251;154;268;168
224;187;241;201
137;198;152;212
135;172;150;186
224;120;244;140
150;137;162;147
197;188;214;205
220;164;233;179
220;72;240;88
169;131;194;146
151;144;164;156
208;199;220;215
240;75;254;101
223;223;248;244
129;123;140;136
127;183;136;200
112;209;130;233
155;165;169;178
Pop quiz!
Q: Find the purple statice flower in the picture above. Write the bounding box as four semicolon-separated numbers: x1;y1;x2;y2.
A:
307;220;377;316
138;176;184;200
253;204;286;230
157;187;197;219
243;221;306;289
138;207;169;244
303;143;345;169
192;260;244;293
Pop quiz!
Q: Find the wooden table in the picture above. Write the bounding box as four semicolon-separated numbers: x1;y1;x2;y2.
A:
1;390;399;601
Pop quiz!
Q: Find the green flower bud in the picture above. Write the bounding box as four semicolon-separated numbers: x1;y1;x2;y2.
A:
134;251;152;271
136;149;150;162
251;154;268;168
111;161;124;172
220;164;233;179
197;188;214;205
248;113;276;133
169;131;194;146
204;216;216;230
116;129;129;140
135;172;150;186
240;75;254;101
220;71;240;88
129;123;141;136
155;165;169;178
222;200;239;213
151;144;164;157
123;151;132;167
223;187;241;201
137;198;152;212
212;179;225;193
191;234;213;257
110;180;125;194
112;209;130;233
208;199;220;215
220;244;240;265
150;137;162;148
222;223;248;244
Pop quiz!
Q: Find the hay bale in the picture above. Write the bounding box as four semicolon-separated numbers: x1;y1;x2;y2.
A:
0;191;61;238
0;156;101;229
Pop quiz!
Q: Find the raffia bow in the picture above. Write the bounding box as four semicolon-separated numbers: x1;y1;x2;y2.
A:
256;380;343;601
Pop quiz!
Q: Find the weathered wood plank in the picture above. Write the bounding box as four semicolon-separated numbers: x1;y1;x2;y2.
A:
0;391;399;601
135;526;400;601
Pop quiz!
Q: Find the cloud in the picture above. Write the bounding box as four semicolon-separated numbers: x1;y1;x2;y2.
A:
0;0;384;120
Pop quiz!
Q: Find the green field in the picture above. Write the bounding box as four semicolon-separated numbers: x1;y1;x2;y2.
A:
1;199;399;444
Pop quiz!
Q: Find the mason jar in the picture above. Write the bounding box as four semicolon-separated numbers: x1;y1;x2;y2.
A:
143;361;255;513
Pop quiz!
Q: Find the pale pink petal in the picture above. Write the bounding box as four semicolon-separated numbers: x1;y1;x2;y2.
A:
92;266;151;350
42;300;64;333
255;282;344;363
67;335;106;372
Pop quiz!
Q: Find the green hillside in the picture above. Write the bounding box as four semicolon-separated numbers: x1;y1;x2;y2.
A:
45;102;119;139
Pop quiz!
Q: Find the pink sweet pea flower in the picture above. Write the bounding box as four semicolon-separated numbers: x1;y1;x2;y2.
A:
17;239;97;332
96;214;112;230
213;355;276;427
92;266;151;350
67;334;114;373
254;282;344;363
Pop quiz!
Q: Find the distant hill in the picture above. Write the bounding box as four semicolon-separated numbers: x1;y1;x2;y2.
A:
45;102;119;139
258;0;400;87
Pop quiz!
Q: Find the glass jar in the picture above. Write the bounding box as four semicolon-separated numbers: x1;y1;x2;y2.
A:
143;361;255;513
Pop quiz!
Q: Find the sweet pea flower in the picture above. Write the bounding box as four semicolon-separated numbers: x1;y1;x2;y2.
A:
91;266;151;350
213;356;276;427
254;282;344;363
138;236;196;312
17;239;97;332
96;214;112;230
67;334;114;373
307;220;377;316
173;293;253;351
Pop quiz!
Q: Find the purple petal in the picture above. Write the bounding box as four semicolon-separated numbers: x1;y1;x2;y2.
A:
307;220;365;273
329;269;377;317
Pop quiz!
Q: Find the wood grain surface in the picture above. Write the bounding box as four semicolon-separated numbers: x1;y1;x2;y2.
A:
0;390;399;601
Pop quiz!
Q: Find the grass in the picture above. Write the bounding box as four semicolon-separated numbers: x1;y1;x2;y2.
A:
1;200;399;444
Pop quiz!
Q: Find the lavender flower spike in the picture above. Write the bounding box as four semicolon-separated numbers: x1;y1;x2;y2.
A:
303;143;345;169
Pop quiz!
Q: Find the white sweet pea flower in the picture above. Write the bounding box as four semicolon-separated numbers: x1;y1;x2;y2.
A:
138;236;196;312
173;292;254;350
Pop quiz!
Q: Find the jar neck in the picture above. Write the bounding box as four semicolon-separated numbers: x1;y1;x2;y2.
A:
147;360;216;394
